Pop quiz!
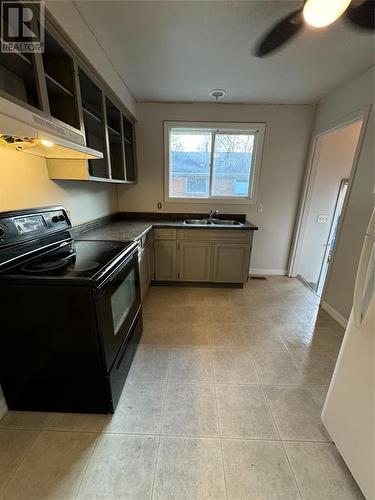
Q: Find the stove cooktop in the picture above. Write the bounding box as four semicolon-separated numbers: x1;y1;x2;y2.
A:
1;239;134;279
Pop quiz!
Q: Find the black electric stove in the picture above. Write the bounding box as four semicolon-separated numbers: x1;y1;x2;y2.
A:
3;239;134;281
0;206;143;414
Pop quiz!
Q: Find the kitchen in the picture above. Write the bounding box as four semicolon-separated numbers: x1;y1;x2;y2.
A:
0;1;374;499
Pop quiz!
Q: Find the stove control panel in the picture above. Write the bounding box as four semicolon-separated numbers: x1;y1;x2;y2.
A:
44;210;69;228
0;207;71;247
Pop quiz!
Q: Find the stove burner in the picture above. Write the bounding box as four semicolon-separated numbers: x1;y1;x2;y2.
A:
22;253;76;273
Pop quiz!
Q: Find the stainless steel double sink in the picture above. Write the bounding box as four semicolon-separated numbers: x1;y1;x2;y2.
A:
184;219;243;226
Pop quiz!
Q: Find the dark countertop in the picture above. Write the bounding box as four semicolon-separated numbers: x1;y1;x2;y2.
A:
77;218;258;243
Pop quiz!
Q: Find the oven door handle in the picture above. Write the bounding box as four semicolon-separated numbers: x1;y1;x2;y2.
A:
97;246;138;291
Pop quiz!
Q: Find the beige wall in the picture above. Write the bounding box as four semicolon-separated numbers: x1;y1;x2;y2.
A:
297;121;362;286
319;67;374;321
118;102;315;273
0;149;118;225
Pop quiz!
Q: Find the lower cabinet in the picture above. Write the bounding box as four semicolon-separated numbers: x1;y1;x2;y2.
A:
152;229;253;285
212;243;251;283
154;240;178;281
179;241;213;282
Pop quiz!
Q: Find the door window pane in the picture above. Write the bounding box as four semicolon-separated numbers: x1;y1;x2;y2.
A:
212;133;254;197
169;129;211;198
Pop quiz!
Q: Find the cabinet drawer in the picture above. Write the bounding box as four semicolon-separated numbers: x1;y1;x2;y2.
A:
154;228;177;240
179;229;251;242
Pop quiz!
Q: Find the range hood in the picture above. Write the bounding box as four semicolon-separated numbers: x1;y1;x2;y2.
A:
0;96;103;160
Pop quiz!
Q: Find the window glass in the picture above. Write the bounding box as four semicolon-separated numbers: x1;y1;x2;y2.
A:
169;129;211;198
166;123;264;202
212;134;254;197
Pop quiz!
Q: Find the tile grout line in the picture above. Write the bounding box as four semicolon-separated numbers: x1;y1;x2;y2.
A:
260;376;305;500
0;429;41;498
249;321;307;498
149;348;171;499
73;432;102;500
81;429;332;443
209;330;229;500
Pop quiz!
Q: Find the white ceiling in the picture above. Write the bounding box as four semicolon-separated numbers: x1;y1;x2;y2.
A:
72;0;374;104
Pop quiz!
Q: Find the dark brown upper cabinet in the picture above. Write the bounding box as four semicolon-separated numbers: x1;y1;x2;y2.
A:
42;29;80;130
79;68;109;179
0;4;136;184
123;115;136;182
106;97;125;181
0;11;42;111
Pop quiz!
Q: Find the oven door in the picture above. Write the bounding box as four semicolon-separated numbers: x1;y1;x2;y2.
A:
96;248;141;371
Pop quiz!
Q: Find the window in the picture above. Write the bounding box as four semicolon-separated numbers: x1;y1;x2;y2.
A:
164;122;265;203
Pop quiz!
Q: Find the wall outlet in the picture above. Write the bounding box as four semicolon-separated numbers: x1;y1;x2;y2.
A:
317;214;330;224
157;202;162;209
257;204;263;213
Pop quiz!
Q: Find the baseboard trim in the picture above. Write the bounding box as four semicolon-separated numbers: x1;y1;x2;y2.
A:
321;301;348;329
250;268;287;276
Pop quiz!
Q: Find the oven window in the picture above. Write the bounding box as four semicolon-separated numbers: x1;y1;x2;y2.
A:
110;269;137;335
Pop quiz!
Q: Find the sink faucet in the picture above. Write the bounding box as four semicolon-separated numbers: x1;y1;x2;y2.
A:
208;209;219;221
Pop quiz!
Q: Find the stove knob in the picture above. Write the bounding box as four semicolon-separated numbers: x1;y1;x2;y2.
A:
0;227;4;238
58;215;65;221
52;216;59;223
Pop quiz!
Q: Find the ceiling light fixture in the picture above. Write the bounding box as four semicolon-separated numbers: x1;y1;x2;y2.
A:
303;0;352;28
209;89;226;100
40;139;54;147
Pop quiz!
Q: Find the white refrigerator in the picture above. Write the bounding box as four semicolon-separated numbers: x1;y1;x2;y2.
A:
322;208;375;500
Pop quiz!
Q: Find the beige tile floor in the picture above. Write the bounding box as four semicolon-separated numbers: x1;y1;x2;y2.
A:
0;277;365;499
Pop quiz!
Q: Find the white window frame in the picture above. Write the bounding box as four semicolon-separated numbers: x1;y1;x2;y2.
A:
164;121;266;204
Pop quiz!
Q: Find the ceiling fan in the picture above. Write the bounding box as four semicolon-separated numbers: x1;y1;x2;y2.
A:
254;0;375;57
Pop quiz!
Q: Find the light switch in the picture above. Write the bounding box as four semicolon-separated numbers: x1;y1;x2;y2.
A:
157;202;162;209
317;214;329;224
257;204;263;213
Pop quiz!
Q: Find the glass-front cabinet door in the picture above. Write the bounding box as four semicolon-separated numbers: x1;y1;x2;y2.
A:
0;6;42;110
106;97;125;181
78;68;109;179
123;115;136;182
41;29;80;130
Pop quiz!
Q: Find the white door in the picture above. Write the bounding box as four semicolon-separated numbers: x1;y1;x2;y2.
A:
322;209;375;500
317;179;348;296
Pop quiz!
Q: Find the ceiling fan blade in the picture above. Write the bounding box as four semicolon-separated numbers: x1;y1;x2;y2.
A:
346;0;375;30
254;9;304;58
